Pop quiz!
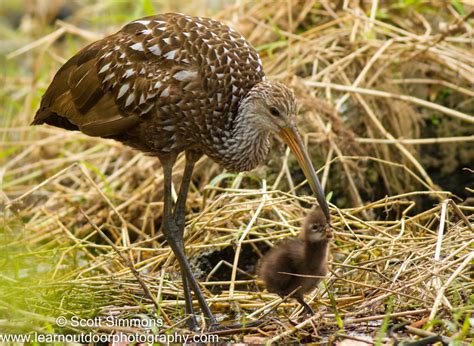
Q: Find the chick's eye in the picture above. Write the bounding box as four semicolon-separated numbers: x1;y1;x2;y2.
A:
269;107;280;117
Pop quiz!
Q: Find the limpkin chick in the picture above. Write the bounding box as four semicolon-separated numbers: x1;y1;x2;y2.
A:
258;207;332;315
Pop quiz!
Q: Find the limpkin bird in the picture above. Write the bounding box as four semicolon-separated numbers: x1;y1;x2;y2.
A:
258;206;332;315
32;13;331;329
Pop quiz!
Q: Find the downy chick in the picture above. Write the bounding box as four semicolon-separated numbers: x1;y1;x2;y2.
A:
258;206;332;314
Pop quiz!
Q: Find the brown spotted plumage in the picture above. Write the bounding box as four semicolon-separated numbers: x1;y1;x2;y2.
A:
33;13;331;330
258;207;332;315
34;13;266;169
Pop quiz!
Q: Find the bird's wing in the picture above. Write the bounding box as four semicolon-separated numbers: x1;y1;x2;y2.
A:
272;241;302;280
33;14;199;137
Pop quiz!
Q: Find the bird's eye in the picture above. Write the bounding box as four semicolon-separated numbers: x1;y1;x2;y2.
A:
269;107;280;117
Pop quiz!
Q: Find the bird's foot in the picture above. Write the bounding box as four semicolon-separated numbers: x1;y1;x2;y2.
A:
184;315;200;332
296;297;315;317
298;309;316;323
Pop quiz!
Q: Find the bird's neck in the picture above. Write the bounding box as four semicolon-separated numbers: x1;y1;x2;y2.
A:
205;107;270;172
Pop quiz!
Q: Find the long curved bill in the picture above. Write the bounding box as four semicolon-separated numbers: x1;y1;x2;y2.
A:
279;126;331;223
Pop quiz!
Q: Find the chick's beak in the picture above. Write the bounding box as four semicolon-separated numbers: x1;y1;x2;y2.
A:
279;126;331;223
325;225;333;238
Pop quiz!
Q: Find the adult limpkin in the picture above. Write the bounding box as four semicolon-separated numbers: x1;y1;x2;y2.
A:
33;13;331;329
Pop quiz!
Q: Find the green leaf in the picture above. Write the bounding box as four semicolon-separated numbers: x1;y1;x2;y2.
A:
326;191;333;203
324;281;343;331
430;116;440;126
256;40;288;54
451;0;466;15
142;0;155;16
0;146;17;161
376;9;389;20
208;172;238;188
375;297;393;345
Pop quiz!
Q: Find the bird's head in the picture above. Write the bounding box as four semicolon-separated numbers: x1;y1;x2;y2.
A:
239;81;331;222
302;206;333;243
238;81;298;132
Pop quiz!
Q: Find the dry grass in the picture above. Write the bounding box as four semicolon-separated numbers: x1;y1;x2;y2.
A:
1;0;473;343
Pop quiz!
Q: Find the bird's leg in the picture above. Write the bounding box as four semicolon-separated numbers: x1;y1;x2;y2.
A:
173;151;202;237
172;151;202;331
161;155;263;331
168;153;263;331
160;158;217;328
296;296;315;316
